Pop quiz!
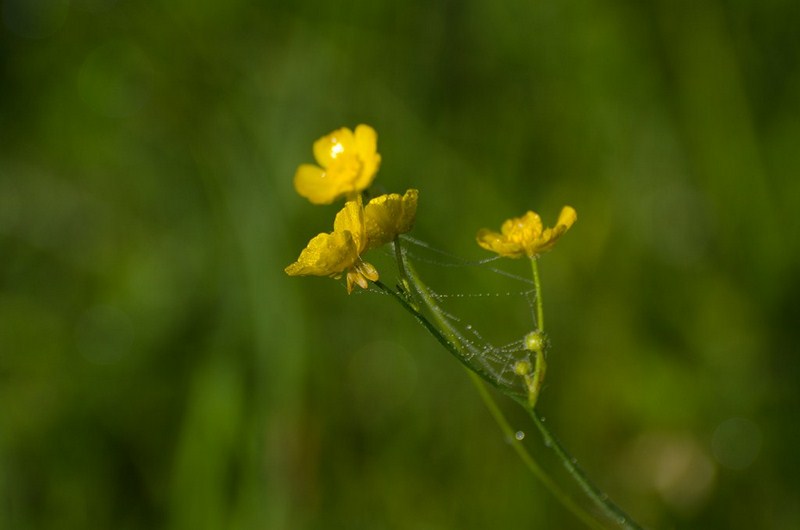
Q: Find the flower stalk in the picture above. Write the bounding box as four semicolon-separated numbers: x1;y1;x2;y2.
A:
374;265;605;529
381;238;644;530
286;124;644;530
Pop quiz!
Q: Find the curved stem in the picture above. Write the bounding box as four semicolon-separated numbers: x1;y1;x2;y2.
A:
468;371;609;530
528;256;643;529
528;411;643;530
381;242;622;528
381;240;645;530
373;279;502;391
372;278;606;530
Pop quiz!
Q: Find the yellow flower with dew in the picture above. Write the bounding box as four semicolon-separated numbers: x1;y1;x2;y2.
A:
285;199;378;293
294;124;382;205
285;190;420;292
476;206;577;258
364;189;419;249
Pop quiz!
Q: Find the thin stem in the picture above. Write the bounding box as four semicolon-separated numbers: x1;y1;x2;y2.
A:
384;241;645;530
529;256;643;529
528;411;644;530
468;371;608;530
372;278;605;530
384;244;618;529
525;257;547;410
374;279;489;381
531;257;544;331
394;239;410;288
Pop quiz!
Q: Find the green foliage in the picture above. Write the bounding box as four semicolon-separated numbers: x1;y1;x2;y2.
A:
2;0;799;528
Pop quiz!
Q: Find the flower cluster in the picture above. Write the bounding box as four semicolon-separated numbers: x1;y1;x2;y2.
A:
286;125;418;293
282;125;644;530
287;124;577;294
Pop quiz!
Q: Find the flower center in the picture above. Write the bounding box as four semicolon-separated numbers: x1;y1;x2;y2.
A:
509;222;533;244
328;154;363;184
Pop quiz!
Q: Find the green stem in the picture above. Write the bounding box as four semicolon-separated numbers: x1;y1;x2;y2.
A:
394;239;410;290
382;240;644;530
531;257;544;332
528;255;643;530
524;257;547;410
527;412;644;530
371;279;605;530
372;280;497;392
383;243;617;529
468;372;608;530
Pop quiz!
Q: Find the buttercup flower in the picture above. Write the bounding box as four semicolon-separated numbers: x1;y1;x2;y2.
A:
476;206;577;258
294;124;382;204
285;199;379;293
364;189;419;249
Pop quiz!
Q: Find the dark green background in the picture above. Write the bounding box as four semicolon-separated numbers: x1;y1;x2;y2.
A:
2;0;798;528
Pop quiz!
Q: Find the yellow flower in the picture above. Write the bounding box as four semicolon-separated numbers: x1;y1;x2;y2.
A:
294;124;382;205
364;189;419;249
476;206;577;258
285;199;379;293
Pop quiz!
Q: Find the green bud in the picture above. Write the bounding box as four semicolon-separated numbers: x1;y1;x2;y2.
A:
524;331;545;352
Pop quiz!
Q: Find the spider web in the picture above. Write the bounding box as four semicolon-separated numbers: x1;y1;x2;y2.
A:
378;235;542;401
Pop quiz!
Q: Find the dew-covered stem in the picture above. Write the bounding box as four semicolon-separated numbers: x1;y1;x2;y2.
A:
380;241;646;530
379;243;624;529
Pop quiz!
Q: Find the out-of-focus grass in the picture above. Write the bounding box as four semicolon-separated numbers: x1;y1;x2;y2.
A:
1;0;799;528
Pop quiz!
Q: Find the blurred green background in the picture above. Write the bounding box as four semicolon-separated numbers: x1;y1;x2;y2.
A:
2;0;799;528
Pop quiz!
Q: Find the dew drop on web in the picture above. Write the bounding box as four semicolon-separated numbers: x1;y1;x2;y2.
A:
515;431;525;441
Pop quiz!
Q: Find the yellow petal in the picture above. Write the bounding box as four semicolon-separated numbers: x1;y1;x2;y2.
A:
536;206;577;253
502;211;543;240
295;125;382;204
353;124;378;159
294;164;344;205
476;228;526;258
353;125;381;190
556;205;577;230
333;199;367;252
476;206;577;258
313;127;355;168
285;230;357;277
364;189;419;249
